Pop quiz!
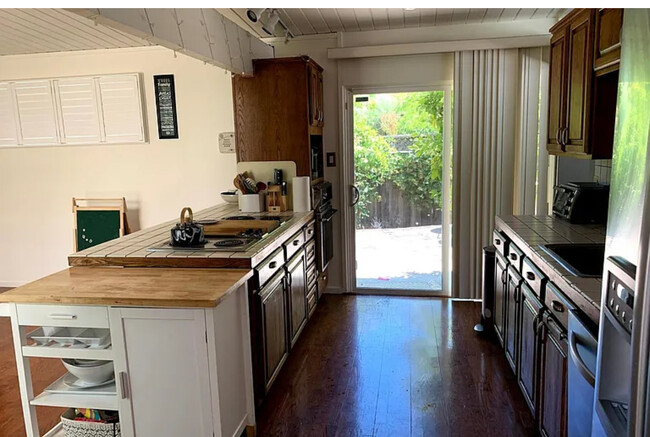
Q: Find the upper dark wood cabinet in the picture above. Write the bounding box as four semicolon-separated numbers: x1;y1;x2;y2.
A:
547;9;621;159
594;9;623;72
232;56;324;178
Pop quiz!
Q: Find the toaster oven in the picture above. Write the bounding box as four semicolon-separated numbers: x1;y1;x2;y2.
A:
552;182;609;224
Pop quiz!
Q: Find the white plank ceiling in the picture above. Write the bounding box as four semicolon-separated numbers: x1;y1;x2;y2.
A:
231;8;570;37
0;8;151;56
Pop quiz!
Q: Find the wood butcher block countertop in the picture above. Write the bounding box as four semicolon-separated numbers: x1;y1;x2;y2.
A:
68;203;314;268
496;215;606;325
0;267;253;307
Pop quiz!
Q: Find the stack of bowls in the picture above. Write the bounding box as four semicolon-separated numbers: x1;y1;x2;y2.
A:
62;359;114;384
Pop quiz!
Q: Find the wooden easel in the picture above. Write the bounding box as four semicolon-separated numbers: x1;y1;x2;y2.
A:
72;197;130;252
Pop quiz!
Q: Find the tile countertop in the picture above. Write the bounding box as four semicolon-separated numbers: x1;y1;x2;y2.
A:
68;203;314;269
496;215;606;325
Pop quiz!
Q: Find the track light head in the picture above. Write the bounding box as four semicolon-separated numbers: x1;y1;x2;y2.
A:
246;8;265;23
262;10;280;36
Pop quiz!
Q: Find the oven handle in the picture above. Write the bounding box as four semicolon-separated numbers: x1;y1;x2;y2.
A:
320;209;338;222
569;331;596;386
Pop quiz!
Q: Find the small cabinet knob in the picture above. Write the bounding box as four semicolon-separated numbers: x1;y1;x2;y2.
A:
526;272;535;281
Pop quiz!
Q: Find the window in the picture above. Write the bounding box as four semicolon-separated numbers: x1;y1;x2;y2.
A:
0;73;146;147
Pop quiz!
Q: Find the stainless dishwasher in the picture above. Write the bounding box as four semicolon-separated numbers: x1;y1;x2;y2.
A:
567;309;600;437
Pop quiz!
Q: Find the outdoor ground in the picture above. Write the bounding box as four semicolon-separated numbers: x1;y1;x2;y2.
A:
356;225;443;292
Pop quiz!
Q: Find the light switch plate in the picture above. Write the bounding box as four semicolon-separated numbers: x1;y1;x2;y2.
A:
326;152;336;167
219;132;235;153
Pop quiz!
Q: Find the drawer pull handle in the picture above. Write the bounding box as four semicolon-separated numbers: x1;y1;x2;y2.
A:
49;314;77;320
510;253;517;261
526;272;535;281
293;240;300;246
307;228;313;235
495;238;501;245
269;261;277;269
551;300;564;312
119;371;130;399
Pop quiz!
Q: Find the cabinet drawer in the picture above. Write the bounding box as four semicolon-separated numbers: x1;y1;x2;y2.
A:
493;230;510;256
522;258;548;299
507;243;525;272
305;239;316;266
283;230;305;261
306;264;317;288
545;282;574;331
307;282;317;300
304;220;316;242
16;304;109;329
256;248;285;288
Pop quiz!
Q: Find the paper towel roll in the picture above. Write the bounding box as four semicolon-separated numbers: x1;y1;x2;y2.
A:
292;176;311;212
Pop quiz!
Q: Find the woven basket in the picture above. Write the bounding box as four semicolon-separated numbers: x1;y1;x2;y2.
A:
61;409;120;437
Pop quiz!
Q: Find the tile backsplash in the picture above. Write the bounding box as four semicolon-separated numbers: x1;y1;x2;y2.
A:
594;159;612;184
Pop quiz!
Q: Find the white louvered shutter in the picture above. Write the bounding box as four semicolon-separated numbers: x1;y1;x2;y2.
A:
13;80;59;145
55;77;101;144
0;82;19;146
98;74;145;143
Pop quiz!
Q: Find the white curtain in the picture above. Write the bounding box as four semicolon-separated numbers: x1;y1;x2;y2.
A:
452;48;549;299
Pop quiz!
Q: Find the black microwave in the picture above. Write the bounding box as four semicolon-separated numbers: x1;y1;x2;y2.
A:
552;182;609;224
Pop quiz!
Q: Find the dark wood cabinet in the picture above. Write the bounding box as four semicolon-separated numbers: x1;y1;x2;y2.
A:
286;250;307;347
539;312;569;437
518;282;544;416
594;9;623;72
505;266;522;373
232;56;324;178
258;271;289;393
494;252;508;347
547;8;621;159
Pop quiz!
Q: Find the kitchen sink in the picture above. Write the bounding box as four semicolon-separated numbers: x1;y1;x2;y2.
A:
538;243;605;277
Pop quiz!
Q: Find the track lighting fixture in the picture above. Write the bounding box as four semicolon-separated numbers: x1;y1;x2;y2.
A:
246;8;265;23
261;10;280;36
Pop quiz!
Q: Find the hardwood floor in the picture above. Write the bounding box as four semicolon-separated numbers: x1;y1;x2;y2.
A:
0;292;534;436
256;295;536;437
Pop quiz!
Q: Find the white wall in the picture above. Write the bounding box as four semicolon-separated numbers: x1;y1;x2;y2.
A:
0;46;237;286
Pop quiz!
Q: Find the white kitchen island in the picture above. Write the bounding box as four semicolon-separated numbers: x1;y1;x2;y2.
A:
0;267;255;437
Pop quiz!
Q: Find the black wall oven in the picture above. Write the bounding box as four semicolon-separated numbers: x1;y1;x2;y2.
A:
313;181;336;272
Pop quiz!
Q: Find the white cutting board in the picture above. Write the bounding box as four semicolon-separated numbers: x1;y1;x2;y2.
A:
236;161;298;209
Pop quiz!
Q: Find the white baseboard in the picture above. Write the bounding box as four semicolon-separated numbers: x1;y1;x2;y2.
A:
0;281;25;288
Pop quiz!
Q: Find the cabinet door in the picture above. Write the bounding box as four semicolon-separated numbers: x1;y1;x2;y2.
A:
547;28;567;154
494;253;508;347
287;250;307;346
594;9;623;72
259;273;289;392
518;284;543;416
109;308;213;437
308;66;319;127
564;9;595;154
316;70;324;127
539;315;569;437
505;269;521;373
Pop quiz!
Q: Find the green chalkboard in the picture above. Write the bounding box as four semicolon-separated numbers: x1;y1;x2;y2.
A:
76;210;121;251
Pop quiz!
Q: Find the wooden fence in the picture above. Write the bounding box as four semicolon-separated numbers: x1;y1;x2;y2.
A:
357;181;442;229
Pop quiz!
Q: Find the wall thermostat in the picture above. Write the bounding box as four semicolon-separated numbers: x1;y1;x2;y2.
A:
219;132;235;153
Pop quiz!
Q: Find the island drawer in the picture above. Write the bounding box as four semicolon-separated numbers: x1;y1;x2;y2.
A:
307;288;317;315
16;304;109;329
304;220;316;242
305;239;316;266
545;282;574;330
493;230;510;256
256;247;285;288
284;230;305;261
522;258;548;299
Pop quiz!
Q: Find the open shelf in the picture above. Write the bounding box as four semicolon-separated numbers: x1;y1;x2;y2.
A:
43;423;64;437
31;390;118;410
22;344;114;360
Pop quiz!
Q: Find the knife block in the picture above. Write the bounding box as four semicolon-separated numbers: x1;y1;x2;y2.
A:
266;186;288;212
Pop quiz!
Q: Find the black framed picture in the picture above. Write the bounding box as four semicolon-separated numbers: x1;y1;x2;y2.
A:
153;74;179;139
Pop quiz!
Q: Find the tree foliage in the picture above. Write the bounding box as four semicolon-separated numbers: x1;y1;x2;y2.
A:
353;91;445;227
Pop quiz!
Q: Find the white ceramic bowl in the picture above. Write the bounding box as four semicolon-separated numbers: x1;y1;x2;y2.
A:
220;191;239;204
62;359;114;384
